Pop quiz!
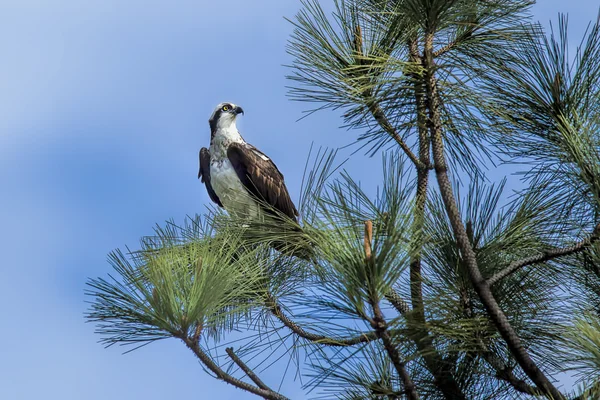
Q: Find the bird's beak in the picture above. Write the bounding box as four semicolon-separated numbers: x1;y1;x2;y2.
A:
234;106;244;115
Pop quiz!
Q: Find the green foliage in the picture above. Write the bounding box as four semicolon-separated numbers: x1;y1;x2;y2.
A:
560;313;600;398
303;153;414;315
423;178;567;396
308;342;402;399
480;14;600;229
86;218;272;347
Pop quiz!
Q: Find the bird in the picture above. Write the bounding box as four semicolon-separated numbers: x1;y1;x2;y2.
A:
198;102;299;224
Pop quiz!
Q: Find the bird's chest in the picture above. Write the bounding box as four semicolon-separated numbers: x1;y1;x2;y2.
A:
210;158;244;196
210;157;257;216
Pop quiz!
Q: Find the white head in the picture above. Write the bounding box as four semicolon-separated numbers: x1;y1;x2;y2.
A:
208;102;244;138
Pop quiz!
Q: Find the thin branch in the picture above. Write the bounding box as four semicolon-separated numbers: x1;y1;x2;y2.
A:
488;223;600;286
266;294;377;346
433;41;456;58
182;336;289;400
407;37;431;320
432;27;475;58
226;347;272;391
387;285;467;400
364;220;419;400
371;300;420;400
423;30;566;400
433;31;472;58
368;101;426;169
352;22;427;170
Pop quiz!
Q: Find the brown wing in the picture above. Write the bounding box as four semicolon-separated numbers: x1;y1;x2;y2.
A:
227;142;298;221
198;147;223;207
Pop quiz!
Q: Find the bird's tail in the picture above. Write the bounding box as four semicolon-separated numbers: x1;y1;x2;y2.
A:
271;238;314;261
266;223;316;262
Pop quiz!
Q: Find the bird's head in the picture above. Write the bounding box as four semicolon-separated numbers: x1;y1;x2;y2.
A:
208;102;244;134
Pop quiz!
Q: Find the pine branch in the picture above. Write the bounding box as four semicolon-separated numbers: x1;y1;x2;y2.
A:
226;347;272;391
388;287;467;400
432;25;476;58
423;31;566;400
371;300;419;400
351;22;427;171
368;100;426;169
364;221;419;400
396;38;469;400
408;37;431;321
493;361;541;396
266;294;377;346
488;223;600;286
182;335;289;400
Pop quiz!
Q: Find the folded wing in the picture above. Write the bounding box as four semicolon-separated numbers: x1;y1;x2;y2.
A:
227;142;298;221
198;147;223;207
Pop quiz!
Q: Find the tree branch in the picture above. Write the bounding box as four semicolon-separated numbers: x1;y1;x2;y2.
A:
433;42;456;58
408;37;431;321
423;31;566;400
266;294;377;346
488;223;600;286
364;221;419;400
352;23;428;171
182;336;289;400
226;347;272;391
371;299;420;400
368;101;427;169
494;364;541;396
393;39;469;400
432;28;475;58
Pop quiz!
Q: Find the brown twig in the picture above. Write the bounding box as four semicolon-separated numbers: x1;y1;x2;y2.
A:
371;300;420;400
407;38;431;320
182;336;289;400
488;223;600;286
352;21;428;170
369;102;428;170
267;294;377;346
364;220;373;261
363;220;419;400
457;253;540;395
226;347;272;391
432;26;476;58
493;362;541;396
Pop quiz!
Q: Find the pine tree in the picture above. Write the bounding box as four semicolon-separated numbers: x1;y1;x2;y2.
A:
86;1;600;398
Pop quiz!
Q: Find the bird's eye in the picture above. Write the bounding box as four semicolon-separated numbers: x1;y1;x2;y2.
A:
222;105;230;111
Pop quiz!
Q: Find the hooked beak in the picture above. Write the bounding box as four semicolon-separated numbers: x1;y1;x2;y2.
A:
234;106;244;115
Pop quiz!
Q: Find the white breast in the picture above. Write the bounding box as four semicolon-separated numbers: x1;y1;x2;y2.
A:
210;158;260;218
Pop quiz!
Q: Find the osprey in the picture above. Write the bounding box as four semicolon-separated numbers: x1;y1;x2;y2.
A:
198;102;299;222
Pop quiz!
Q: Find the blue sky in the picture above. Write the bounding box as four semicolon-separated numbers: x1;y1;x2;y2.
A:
0;1;598;399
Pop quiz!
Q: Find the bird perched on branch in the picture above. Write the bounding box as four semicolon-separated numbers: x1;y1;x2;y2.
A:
198;102;299;224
